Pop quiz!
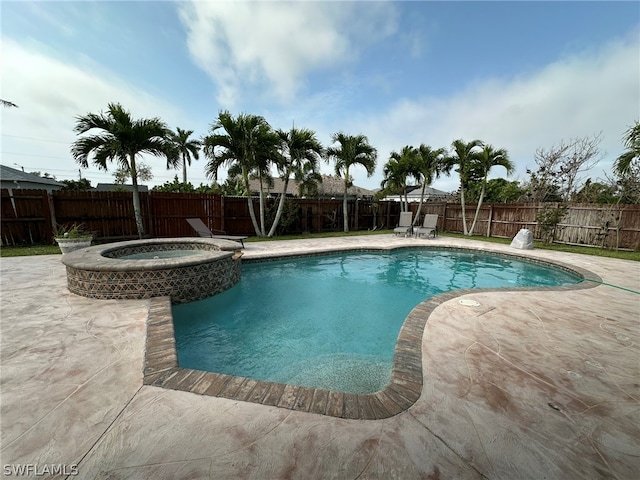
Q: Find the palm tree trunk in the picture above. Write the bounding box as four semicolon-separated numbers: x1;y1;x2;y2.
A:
460;183;469;236
469;175;487;236
258;174;266;236
267;173;290;237
343;168;349;233
242;168;261;236
182;154;188;183
414;183;427;226
129;155;145;238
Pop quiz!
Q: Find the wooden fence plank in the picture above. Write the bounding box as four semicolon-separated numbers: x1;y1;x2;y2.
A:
0;189;50;244
1;190;639;249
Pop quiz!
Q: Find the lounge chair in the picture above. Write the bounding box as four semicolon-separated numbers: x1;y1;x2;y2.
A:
186;218;248;248
393;211;413;237
415;214;438;239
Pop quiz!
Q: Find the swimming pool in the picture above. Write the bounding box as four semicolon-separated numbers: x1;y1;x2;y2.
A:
172;249;581;394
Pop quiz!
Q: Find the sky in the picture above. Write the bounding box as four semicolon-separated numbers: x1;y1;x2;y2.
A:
1;0;639;194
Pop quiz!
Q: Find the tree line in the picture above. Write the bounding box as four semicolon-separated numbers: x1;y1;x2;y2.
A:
67;102;639;239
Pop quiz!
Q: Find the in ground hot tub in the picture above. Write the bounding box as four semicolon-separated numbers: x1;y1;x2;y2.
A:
61;238;242;303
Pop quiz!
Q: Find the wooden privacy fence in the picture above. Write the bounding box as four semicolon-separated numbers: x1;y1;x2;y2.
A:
1;188;639;250
0;190;402;245
1;189;53;245
413;202;640;250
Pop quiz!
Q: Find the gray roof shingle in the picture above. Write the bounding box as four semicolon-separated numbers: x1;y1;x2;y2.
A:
0;164;64;186
248;174;376;197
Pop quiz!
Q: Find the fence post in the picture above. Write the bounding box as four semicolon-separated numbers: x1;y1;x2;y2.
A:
46;192;56;241
354;198;359;231
220;195;225;233
486;203;493;237
386;202;391;229
443;202;448;232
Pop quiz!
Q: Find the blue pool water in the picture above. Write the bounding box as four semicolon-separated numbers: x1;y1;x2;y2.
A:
173;249;580;393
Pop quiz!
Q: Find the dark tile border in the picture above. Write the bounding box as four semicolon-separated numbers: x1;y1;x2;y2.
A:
143;246;602;420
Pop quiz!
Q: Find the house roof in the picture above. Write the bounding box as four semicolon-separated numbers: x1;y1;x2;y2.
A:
247;174;377;198
95;183;149;192
382;185;451;202
406;186;449;197
316;175;377;198
0;164;65;186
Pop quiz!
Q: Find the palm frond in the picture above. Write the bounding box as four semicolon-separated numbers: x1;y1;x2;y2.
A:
1;99;18;108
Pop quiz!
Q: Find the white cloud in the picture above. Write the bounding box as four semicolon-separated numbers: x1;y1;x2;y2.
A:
351;30;640;193
178;0;397;107
1;38;191;185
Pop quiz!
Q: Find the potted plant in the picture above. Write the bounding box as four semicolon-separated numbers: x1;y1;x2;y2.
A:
54;223;93;254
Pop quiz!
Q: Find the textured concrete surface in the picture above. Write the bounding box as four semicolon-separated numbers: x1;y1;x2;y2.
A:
1;234;639;479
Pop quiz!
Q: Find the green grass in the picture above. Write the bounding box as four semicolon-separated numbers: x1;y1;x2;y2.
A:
245;229;395;242
247;230;640;261
439;232;640;261
2;230;638;261
0;244;61;257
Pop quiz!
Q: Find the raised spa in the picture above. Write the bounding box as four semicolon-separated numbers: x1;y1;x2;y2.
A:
61;238;242;303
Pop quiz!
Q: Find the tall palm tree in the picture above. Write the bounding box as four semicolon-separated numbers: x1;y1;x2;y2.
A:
203;111;279;236
381;146;417;212
468;145;513;235
326;132;377;232
413;144;447;225
297;161;324;198
269;127;324;237
614;120;640;177
444;139;484;235
172;127;202;183
70;102;177;238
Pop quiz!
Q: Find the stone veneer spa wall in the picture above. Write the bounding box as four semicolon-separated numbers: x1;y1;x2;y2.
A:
61;238;242;304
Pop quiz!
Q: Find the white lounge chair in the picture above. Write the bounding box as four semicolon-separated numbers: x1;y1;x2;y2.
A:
415;214;438;239
393;211;413;237
186;218;248;248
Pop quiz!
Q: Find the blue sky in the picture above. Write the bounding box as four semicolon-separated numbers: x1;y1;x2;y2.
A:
2;1;639;193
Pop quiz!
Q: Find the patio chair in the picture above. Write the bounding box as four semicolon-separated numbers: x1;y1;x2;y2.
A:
186;218;248;248
393;211;414;237
415;214;438;239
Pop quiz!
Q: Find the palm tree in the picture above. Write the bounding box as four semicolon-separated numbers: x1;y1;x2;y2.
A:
203;111;279;236
70;102;177;238
172;127;202;183
614;120;640;176
468;145;513;235
326;133;377;232
1;99;18;108
297;162;324;198
444;139;484;235
413;144;446;224
381;146;417;212
269;127;324;237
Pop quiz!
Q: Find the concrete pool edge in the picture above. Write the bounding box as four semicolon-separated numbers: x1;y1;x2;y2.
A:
143;246;603;420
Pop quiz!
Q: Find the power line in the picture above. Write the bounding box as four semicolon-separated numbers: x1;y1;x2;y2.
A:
1;133;73;144
2;151;72;160
1;166;213;185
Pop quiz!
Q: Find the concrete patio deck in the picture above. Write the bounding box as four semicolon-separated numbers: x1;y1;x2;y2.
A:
1;235;638;479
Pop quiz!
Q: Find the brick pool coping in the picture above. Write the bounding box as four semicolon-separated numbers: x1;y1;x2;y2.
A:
143;246;602;420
